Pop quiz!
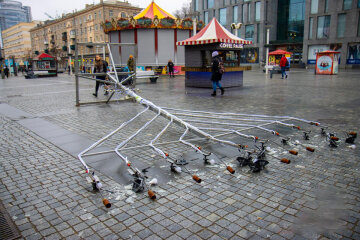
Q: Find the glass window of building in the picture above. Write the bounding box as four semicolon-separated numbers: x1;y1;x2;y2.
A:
99;11;101;18
204;11;209;24
324;0;329;12
194;0;198;11
358;14;360;36
358;0;360;7
309;17;313;39
208;0;214;8
219;8;227;25
343;0;352;10
317;15;331;39
121;12;127;18
248;3;251;22
245;24;254;41
255;2;261;21
256;23;260;43
311;0;318;14
242;4;246;23
109;10;113;17
337;14;346;38
277;0;305;41
233;6;238;22
94;13;97;19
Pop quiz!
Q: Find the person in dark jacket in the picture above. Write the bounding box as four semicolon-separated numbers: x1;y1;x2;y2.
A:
211;51;225;96
279;54;288;79
93;55;108;97
167;60;174;77
4;66;9;78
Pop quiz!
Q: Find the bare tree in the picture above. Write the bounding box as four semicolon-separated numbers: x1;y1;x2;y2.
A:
174;1;192;19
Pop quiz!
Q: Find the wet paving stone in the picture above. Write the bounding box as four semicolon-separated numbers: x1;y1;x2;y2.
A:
1;70;360;238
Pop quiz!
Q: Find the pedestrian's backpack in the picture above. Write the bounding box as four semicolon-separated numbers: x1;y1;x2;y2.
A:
285;59;289;67
219;61;225;74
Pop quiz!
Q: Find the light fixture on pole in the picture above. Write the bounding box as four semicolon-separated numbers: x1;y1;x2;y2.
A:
231;23;242;37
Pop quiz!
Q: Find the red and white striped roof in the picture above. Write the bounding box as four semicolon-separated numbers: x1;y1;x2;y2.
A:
176;17;252;46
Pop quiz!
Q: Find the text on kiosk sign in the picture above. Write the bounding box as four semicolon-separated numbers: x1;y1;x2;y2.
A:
219;43;244;49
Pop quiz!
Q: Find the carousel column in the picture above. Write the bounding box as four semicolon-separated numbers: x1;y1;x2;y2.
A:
174;29;177;65
118;31;122;65
155;28;158;65
265;28;270;74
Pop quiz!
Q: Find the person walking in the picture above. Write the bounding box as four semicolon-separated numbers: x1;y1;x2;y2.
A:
279;54;288;79
127;55;135;72
93;55;108;97
211;51;225;97
167;60;174;77
4;66;9;78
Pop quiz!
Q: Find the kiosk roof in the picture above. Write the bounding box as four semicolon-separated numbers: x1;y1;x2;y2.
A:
176;17;252;46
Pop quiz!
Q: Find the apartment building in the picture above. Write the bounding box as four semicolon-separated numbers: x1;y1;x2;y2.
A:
2;21;40;66
0;0;32;46
30;0;141;69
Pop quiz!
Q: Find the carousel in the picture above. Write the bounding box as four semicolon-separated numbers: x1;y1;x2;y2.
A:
102;0;204;74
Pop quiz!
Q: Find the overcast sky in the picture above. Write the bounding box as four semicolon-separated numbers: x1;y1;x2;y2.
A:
17;0;191;21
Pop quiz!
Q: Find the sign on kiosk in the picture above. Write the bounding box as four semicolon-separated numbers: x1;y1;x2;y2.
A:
315;51;340;75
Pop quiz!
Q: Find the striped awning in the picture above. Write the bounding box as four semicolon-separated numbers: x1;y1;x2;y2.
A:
134;1;176;20
176;17;252;46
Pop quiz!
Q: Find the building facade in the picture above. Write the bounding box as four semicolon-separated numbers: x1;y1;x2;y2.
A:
191;0;360;68
303;0;360;68
0;0;32;46
191;0;279;66
29;0;141;69
2;21;40;67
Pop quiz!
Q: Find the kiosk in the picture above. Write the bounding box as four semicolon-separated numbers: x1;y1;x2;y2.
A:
315;50;340;75
267;49;292;72
27;53;58;78
176;18;252;88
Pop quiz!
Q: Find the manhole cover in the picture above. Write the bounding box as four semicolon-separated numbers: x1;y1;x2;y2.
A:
0;200;21;240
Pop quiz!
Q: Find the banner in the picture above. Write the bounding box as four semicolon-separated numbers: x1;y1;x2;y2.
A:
308;45;329;64
347;44;360;64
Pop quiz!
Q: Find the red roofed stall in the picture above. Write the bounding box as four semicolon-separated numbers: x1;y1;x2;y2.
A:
28;53;58;78
176;17;252;88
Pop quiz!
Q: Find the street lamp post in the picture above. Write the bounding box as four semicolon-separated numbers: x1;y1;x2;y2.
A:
265;28;270;74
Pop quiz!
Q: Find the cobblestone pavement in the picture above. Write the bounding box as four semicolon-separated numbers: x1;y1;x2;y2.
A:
0;70;359;240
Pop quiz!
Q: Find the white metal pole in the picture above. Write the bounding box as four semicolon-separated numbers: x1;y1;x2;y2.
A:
193;18;197;36
265;28;270;74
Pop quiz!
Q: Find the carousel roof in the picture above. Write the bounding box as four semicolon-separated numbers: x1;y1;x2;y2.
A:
134;1;176;20
176;17;252;46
